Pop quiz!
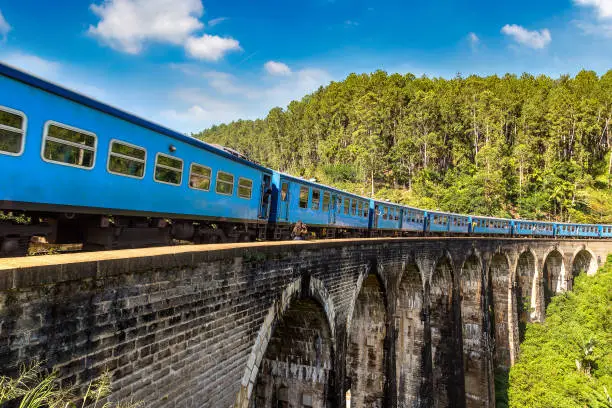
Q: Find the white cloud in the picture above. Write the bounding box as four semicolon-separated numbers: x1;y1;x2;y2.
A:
1;52;61;78
501;24;551;49
162;66;332;131
0;52;109;100
344;20;359;27
574;0;612;37
88;0;204;54
468;32;480;50
574;0;612;18
575;20;612;37
0;9;11;41
185;34;241;61
208;17;228;27
264;61;292;76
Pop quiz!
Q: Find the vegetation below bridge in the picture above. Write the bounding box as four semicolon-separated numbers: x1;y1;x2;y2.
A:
508;255;612;407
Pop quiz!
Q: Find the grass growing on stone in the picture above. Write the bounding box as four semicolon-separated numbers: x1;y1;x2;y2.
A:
0;361;143;408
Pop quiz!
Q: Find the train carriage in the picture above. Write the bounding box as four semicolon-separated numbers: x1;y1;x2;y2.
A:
470;215;512;235
371;200;404;234
2;60;612;257
269;172;369;239
0;62;272;252
513;220;555;237
556;223;601;238
426;211;470;234
399;206;427;233
602;225;612;238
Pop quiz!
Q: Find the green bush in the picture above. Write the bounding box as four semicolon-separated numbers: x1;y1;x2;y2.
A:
508;256;612;408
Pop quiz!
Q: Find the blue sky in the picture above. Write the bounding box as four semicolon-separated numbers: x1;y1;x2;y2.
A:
0;0;611;133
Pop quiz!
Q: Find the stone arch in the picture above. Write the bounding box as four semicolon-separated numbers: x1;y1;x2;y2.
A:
345;262;387;334
235;276;337;408
541;249;566;311
570;248;598;289
395;262;425;407
347;270;387;408
514;249;537;336
430;252;463;408
488;252;511;370
460;250;490;408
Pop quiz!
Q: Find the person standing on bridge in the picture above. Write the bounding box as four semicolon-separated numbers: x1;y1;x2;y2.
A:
292;220;308;240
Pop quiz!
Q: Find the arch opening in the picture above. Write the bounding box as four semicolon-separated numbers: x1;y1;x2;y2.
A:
251;297;334;408
489;253;511;369
542;250;565;310
430;255;463;408
514;251;536;342
460;254;489;408
395;264;425;407
570;250;595;290
347;273;387;408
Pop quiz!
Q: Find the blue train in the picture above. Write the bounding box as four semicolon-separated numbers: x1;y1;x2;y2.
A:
0;62;610;256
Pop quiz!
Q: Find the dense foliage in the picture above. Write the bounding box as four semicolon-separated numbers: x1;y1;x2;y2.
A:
508;255;612;408
197;70;612;222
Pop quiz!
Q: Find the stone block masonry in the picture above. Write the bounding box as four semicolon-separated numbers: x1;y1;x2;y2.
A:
0;238;610;408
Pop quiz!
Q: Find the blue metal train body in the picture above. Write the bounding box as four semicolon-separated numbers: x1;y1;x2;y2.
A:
0;61;611;255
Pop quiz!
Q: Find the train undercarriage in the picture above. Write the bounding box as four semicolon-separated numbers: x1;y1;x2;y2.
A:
0;211;267;257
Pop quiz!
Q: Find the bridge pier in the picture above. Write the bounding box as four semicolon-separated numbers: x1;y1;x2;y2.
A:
0;238;609;408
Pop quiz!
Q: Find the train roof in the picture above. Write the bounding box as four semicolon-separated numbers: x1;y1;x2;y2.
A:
0;62;272;174
274;171;372;201
426;209;470;218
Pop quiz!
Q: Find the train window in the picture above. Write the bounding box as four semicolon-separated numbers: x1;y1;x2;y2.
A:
383;207;388;220
344;198;350;214
189;163;212;191
299;187;309;208
215;171;234;195
357;201;362;217
322;192;330;211
351;200;357;216
0;106;26;156
154;153;183;185
238;177;253;199
312;189;320;210
281;182;289;201
107;140;146;179
395;209;399;221
42;122;96;169
364;203;369;218
299;187;310;208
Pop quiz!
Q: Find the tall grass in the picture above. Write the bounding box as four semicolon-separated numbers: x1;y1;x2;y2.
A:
0;361;142;408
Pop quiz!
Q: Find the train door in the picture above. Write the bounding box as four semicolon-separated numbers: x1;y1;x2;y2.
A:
278;180;290;222
330;194;337;224
373;205;380;229
259;174;272;219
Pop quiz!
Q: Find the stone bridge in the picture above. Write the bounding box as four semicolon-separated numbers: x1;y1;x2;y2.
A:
0;238;610;408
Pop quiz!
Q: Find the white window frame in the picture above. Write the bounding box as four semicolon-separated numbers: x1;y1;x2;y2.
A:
0;105;27;157
106;139;146;179
154;152;183;186
41;120;97;170
238;177;253;199
322;191;330;211
215;170;235;196
189;163;212;192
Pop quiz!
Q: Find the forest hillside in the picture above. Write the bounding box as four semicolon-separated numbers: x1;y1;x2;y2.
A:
196;70;612;222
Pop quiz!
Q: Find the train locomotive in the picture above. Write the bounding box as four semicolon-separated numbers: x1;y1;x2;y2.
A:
0;62;611;257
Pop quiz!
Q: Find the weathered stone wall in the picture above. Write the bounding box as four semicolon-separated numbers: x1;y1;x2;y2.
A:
0;238;609;408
